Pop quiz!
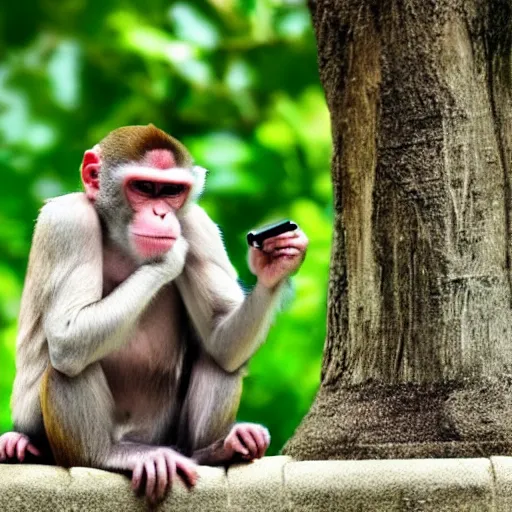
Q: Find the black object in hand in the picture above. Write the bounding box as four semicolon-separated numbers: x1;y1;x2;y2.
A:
247;220;298;249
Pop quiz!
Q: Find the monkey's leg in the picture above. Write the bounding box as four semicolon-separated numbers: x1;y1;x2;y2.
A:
40;363;115;468
179;353;262;465
40;363;198;500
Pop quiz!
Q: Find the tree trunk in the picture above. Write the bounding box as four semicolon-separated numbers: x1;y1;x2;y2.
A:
284;0;512;459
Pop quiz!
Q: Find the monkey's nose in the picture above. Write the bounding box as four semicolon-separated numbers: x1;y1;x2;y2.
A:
153;204;170;219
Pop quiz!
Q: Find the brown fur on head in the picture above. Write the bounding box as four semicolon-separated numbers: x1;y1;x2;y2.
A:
81;124;205;261
99;124;193;168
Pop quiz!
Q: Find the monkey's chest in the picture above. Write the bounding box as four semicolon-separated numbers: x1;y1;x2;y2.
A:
102;243;139;294
101;284;186;441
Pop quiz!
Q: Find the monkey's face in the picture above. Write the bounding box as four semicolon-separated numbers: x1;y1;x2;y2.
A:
121;153;193;259
80;125;205;262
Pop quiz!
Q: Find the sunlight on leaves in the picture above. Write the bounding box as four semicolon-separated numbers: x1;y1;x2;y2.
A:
0;70;30;144
109;12;196;64
47;40;81;110
168;4;220;49
188;132;253;167
177;60;213;87
32;178;66;201
0;266;22;321
225;59;254;92
277;9;311;40
256;117;296;151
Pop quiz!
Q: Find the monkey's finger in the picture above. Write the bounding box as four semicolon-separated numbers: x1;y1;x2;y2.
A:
163;452;177;487
26;443;41;457
131;462;144;492
226;433;248;456
264;230;299;242
16;437;30;462
252;428;268;459
262;231;299;252
144;461;157;499
5;435;18;459
250;427;269;459
272;237;308;255
175;456;198;487
0;439;6;460
154;454;169;502
237;429;258;458
271;247;301;258
264;229;308;250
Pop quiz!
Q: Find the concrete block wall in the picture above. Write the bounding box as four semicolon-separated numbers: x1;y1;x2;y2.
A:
2;455;512;510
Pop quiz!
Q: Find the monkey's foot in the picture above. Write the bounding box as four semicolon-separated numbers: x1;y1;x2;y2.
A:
224;423;270;461
131;447;198;503
0;432;41;463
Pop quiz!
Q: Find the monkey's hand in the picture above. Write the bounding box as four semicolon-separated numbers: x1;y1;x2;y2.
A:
223;423;270;461
131;447;198;503
249;230;308;289
151;236;189;282
0;432;41;462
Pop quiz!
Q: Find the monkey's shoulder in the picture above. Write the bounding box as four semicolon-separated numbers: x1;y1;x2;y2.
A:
181;204;225;249
38;193;100;232
181;204;239;280
181;203;216;228
33;193;102;249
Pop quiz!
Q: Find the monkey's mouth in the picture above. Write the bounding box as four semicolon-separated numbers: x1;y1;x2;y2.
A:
131;233;176;258
132;233;176;240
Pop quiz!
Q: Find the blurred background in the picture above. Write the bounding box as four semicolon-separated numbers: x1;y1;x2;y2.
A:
0;0;332;454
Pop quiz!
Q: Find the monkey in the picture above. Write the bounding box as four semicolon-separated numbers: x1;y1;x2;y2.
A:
0;125;308;502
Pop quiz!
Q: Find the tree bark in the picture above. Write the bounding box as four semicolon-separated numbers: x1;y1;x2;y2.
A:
284;0;512;459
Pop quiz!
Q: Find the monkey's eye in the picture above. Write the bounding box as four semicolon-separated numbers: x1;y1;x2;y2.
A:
159;184;188;197
131;181;156;196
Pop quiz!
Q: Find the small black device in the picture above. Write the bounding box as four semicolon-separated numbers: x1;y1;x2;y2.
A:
247;220;298;249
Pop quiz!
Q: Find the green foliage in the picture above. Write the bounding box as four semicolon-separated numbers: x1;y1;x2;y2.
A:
0;0;332;455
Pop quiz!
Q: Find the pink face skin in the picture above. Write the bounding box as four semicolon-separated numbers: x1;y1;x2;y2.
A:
81;148;193;260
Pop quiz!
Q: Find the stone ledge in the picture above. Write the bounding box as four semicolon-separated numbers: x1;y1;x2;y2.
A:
3;455;512;510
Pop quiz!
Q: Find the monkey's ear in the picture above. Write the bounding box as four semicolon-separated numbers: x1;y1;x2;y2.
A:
81;149;101;200
190;166;207;201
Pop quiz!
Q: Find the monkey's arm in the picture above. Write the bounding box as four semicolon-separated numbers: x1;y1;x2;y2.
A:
39;195;182;377
203;282;286;373
177;205;288;373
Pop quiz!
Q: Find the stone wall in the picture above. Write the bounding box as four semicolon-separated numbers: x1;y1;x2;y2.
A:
2;455;512;510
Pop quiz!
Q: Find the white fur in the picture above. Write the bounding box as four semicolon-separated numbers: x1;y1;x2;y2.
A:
114;164;207;210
